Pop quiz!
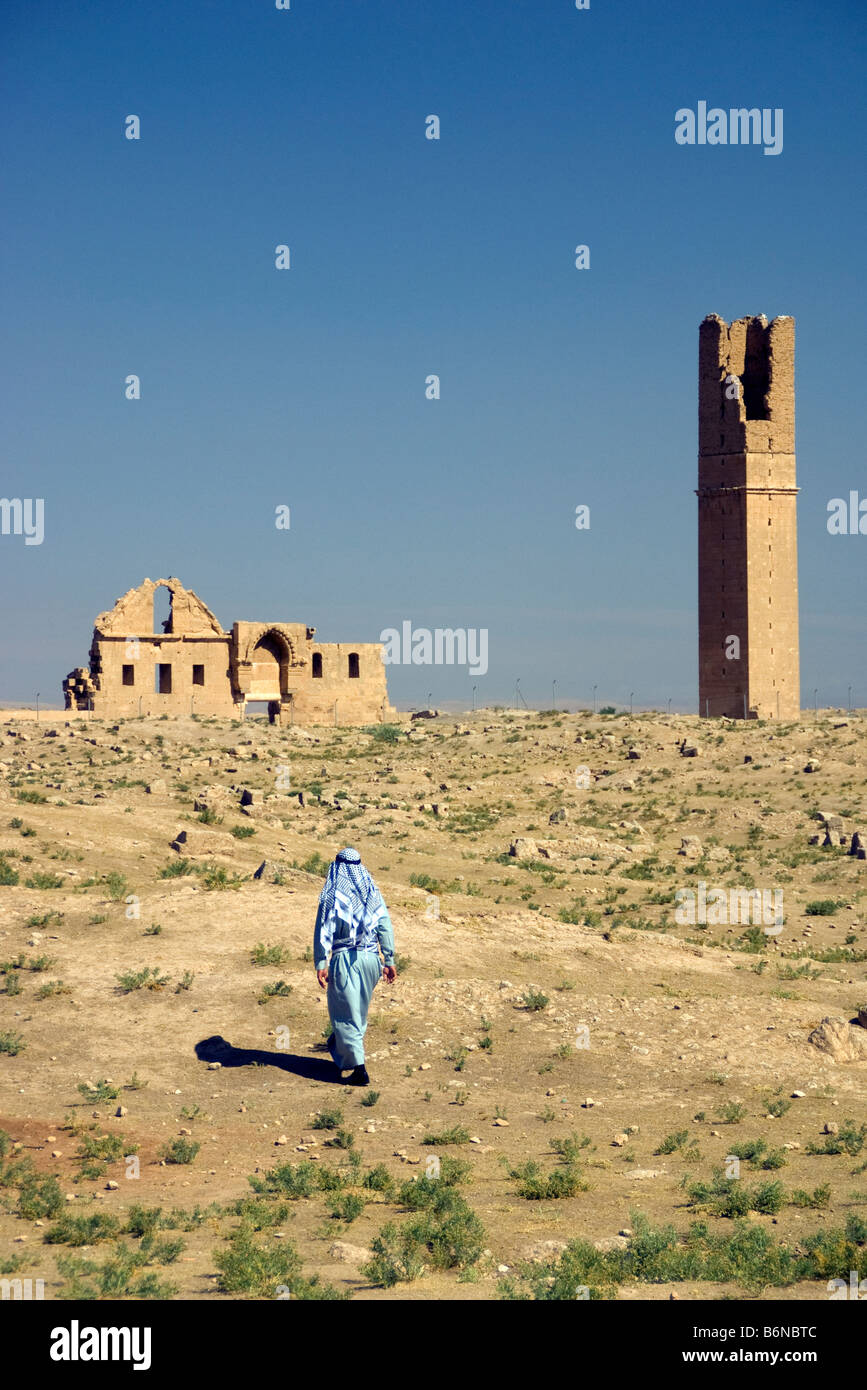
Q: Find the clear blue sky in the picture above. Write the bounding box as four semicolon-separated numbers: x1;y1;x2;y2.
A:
2;0;865;710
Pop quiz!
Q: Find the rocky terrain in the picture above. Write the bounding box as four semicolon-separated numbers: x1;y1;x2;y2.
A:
0;707;865;1300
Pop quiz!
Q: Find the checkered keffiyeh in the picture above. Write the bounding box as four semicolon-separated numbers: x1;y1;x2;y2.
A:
317;847;385;951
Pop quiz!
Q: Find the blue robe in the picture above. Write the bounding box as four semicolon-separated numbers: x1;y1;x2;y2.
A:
314;899;395;1071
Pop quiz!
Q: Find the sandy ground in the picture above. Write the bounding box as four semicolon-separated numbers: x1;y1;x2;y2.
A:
0;707;864;1300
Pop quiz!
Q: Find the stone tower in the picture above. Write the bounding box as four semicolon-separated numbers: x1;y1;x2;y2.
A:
697;314;800;719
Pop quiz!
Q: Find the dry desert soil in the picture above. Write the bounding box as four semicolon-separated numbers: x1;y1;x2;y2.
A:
0;707;865;1301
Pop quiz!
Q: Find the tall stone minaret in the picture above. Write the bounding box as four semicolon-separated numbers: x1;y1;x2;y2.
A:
697;315;800;719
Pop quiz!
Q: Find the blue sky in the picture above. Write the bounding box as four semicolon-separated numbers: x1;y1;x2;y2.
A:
2;0;865;710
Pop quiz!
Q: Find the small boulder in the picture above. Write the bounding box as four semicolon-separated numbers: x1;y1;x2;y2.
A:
522;1239;569;1264
593;1235;629;1254
329;1241;373;1265
509;838;538;860
808;1016;867;1063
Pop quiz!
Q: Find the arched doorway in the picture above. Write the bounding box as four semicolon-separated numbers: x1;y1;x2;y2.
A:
248;632;290;701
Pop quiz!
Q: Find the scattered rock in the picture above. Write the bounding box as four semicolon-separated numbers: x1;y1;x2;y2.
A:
594;1235;629;1253
509;838;538;860
329;1241;373;1265
808;1017;867;1062
522;1239;568;1263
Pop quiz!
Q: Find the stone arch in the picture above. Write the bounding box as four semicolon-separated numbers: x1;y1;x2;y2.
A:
249;629;293;699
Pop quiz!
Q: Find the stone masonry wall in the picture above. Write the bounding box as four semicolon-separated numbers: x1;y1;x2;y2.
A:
698;316;800;720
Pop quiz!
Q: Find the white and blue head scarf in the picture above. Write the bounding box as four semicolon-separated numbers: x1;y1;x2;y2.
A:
318;847;385;949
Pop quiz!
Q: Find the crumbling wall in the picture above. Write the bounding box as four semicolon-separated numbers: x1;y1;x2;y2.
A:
63;579;395;724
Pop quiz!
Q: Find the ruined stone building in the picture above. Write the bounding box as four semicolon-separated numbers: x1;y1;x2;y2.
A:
63;578;395;724
697;315;800;719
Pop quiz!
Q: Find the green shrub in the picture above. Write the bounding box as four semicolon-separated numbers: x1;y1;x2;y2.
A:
365;725;402;744
18;1174;64;1220
25;872;64;890
251;942;291;966
160;1138;200;1165
312;1108;343;1132
422;1126;470;1147
45;1212;121;1246
116;967;171;993
805;899;844;916
807;1121;866;1157
214;1227;346;1299
159;859;194;878
509;1160;589;1200
248;1161;318;1200
77;1079;120;1102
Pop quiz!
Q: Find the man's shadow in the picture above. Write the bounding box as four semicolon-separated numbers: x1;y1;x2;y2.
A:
195;1035;341;1083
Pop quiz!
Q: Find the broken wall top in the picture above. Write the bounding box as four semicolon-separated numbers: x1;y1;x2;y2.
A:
94;578;226;638
699;314;795;458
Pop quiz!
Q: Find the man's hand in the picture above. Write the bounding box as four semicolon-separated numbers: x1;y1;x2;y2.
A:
383;964;397;984
316;968;328;989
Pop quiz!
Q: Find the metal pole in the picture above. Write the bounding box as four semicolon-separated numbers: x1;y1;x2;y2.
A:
814;688;818;717
593;684;597;714
629;691;634;716
705;699;709;719
36;693;40;723
552;680;557;711
743;692;747;720
848;686;852;714
667;698;672;715
472;685;476;712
